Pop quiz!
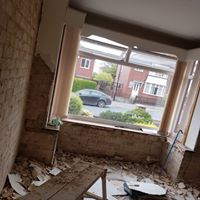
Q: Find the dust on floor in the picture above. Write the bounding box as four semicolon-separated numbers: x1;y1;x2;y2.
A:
0;151;199;200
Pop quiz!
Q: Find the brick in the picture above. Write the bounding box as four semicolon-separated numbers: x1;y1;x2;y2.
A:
0;0;42;192
3;45;13;58
58;122;164;163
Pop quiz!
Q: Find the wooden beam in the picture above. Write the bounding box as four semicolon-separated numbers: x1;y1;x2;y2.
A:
159;60;187;135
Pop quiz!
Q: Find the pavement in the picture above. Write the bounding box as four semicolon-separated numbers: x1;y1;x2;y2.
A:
83;101;136;117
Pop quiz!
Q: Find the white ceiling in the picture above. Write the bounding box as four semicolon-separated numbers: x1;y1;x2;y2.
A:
69;0;200;40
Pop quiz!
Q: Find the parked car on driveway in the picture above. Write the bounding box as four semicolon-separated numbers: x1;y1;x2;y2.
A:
76;89;112;107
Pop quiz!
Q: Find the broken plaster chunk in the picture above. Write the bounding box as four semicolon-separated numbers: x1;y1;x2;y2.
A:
31;179;48;187
141;178;154;184
185;192;196;200
30;162;50;182
8;174;28;196
193;188;200;197
49;167;62;176
126;181;167;196
174;194;185;200
178;182;186;189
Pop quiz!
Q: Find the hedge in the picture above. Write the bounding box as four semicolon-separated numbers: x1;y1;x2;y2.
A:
68;94;83;114
99;108;153;124
72;78;97;92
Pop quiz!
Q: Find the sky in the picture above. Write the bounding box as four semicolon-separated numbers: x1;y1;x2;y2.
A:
93;59;108;73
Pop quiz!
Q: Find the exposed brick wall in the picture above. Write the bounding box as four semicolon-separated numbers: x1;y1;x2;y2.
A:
178;132;200;187
0;0;42;192
162;133;200;188
58;122;165;162
19;55;57;164
75;56;95;79
24;55;54;129
163;143;185;181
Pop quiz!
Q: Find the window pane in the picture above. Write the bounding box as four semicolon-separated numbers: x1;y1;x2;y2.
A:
68;35;176;134
81;59;85;67
69;55;174;134
79;37;128;61
144;83;150;93
129;50;177;72
85;60;90;68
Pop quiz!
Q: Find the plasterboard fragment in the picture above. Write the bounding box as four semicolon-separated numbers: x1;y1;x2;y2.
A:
8;174;27;196
126;181;166;196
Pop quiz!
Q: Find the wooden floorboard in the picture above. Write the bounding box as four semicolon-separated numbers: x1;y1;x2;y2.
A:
49;166;105;200
18;161;91;200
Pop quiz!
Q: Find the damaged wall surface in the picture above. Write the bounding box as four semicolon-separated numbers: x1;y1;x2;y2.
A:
178;132;200;187
19;0;70;164
0;0;42;192
163;133;200;188
164;143;185;181
59;122;165;162
15;0;200;190
19;55;57;164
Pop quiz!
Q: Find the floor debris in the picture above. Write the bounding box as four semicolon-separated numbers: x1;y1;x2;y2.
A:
126;181;167;195
88;178;118;200
124;181;167;198
8;174;27;196
178;183;186;189
0;151;200;200
49;167;62;176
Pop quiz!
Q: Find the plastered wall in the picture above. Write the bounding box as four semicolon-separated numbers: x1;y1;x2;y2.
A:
0;0;42;191
36;0;69;72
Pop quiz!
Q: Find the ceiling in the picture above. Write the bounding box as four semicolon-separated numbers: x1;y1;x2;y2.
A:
69;0;200;49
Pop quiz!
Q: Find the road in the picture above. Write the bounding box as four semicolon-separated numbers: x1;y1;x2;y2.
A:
83;101;136;116
83;101;164;121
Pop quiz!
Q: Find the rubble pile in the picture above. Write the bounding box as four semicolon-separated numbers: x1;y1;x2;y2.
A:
0;157;64;200
0;151;199;200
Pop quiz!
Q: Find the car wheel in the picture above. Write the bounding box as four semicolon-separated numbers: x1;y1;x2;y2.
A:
97;100;106;108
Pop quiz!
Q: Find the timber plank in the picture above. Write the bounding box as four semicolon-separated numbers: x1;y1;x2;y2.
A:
18;161;90;200
49;166;105;200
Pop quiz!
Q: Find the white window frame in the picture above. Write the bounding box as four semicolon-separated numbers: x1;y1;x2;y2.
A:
80;58;91;69
129;81;142;91
143;83;165;97
66;36;177;134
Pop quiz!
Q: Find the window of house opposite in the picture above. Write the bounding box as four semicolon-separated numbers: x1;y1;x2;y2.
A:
81;58;91;69
129;81;142;91
143;83;165;97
